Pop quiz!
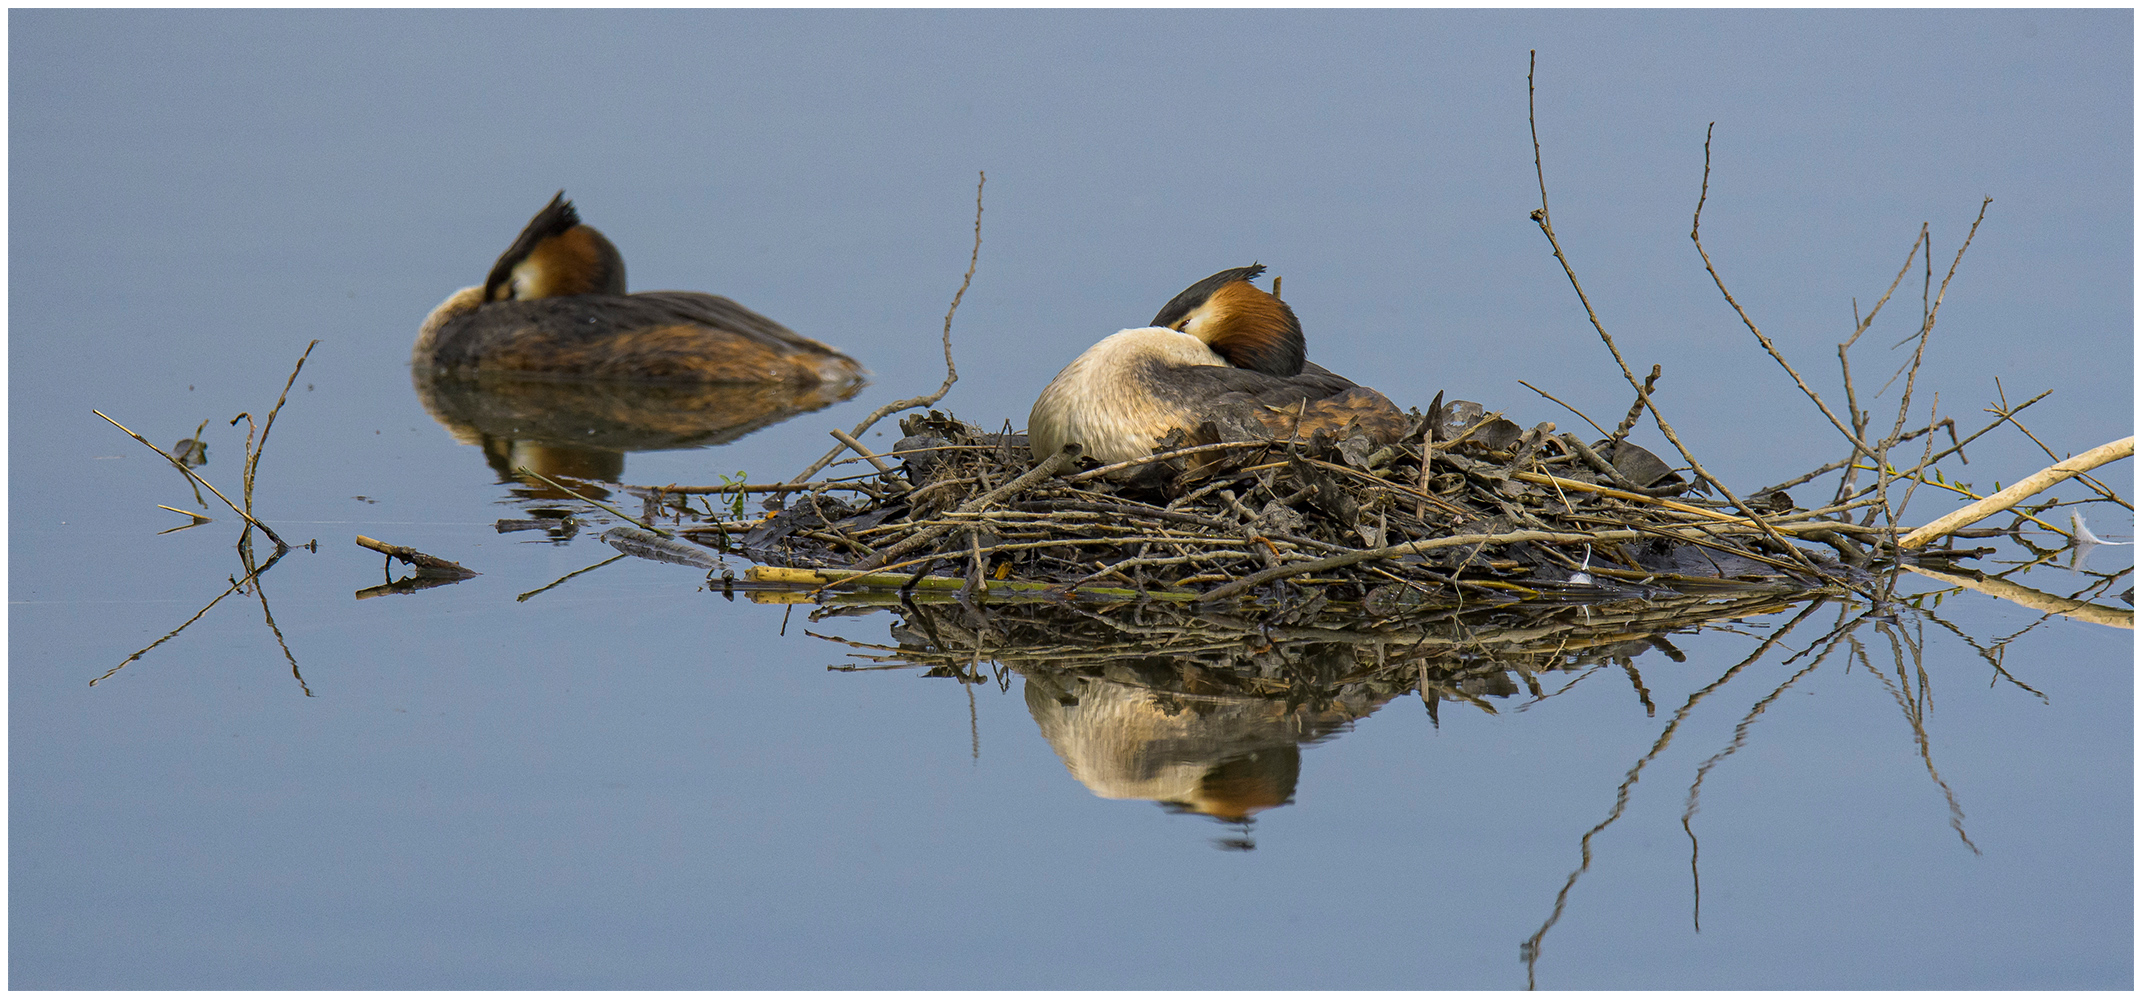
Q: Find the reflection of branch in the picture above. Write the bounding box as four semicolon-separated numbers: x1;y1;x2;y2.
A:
240;534;312;696
92;543;289;687
1903;598;2050;702
1680;607;1850;931
1904;564;2132;629
1515;664;1606;713
1622;661;1656;717
517;553;630;602
1521;597;1829;988
355;574;470;599
1858;626;1979;854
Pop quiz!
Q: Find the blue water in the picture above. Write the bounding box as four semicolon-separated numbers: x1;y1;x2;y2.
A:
11;9;2132;989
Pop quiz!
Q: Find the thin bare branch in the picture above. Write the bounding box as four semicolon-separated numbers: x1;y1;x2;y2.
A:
95;409;289;550
788;171;986;487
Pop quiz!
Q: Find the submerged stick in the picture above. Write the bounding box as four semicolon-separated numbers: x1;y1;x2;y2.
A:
601;525;721;569
1897;436;2133;549
518;554;630;603
516;467;675;538
354;535;479;579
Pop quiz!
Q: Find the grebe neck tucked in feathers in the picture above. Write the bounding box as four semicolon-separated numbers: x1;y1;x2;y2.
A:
1028;265;1409;469
416;192;864;386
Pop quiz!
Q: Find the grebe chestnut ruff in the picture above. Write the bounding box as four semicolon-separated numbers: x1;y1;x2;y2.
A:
415;192;864;386
1028;264;1409;469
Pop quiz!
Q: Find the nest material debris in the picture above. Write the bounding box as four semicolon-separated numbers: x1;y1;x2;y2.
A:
649;404;1959;614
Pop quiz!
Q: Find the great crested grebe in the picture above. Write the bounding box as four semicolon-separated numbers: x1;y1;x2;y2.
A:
415;192;865;386
1028;264;1409;468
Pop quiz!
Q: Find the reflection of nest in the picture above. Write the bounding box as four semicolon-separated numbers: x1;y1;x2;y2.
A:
807;592;1799;830
820;585;1800;738
413;369;861;453
818;587;1807;810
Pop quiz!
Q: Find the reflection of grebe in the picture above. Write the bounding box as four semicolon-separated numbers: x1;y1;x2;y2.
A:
1024;676;1301;823
415;192;865;386
1028;265;1409;467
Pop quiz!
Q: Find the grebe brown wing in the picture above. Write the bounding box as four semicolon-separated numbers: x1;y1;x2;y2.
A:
626;291;822;351
424;292;863;385
1149;363;1411;447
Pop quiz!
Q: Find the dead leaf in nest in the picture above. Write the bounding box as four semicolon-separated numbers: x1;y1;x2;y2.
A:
1336;430;1378;470
1438;400;1486;437
1598;439;1684;490
1467;418;1525;452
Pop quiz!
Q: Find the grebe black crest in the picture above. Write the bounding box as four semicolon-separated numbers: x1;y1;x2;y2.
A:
1028;264;1409;470
415;191;865;386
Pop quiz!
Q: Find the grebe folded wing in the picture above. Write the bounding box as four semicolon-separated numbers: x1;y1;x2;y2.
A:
1155;363;1412;447
425;292;863;385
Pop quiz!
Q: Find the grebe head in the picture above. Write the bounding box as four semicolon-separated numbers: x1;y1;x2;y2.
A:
1149;263;1304;377
482;191;628;302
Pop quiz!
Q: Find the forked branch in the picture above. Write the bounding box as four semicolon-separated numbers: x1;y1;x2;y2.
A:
787;171;986;487
1525;52;1838;586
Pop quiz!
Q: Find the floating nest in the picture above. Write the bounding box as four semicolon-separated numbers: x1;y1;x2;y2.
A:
614;403;1988;621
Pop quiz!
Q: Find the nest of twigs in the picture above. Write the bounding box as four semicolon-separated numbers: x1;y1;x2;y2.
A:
634;401;1981;615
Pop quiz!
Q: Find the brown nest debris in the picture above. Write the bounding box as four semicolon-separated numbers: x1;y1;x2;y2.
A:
640;402;1960;613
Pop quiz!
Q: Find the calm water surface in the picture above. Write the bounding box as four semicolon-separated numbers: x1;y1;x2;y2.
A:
11;10;2132;989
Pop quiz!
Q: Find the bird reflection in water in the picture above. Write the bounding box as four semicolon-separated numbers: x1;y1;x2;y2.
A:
1023;665;1391;849
413;371;862;499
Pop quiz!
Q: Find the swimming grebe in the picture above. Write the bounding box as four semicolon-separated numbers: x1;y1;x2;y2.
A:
415;192;865;386
1027;264;1409;468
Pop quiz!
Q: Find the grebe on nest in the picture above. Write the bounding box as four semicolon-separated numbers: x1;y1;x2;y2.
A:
415;192;864;386
1028;264;1409;469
